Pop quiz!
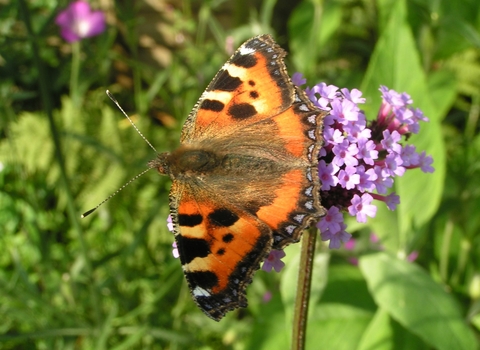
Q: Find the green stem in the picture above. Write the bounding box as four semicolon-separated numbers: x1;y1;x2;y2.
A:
70;41;81;106
440;218;453;282
18;0;101;327
465;94;479;141
292;226;317;350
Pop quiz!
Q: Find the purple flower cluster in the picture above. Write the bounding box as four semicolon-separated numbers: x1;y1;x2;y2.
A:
292;74;434;250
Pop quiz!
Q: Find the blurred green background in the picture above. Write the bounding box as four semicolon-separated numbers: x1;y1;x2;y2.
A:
1;0;479;349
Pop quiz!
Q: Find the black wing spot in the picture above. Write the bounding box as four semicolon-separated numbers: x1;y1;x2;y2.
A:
222;233;234;243
228;103;257;119
216;248;226;256
176;236;210;264
210;70;242;91
187;271;218;290
178;214;203;227
248;80;255;86
232;53;257;68
201;99;225;112
208;209;239;227
249;91;259;99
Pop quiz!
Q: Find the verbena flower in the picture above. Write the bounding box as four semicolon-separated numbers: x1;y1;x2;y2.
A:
299;78;434;252
172;241;180;259
262;250;286;273
55;0;106;43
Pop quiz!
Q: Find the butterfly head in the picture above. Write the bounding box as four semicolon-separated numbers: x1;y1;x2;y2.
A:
148;152;171;176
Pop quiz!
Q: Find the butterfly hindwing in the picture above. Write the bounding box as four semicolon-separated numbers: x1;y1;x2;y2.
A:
169;181;272;320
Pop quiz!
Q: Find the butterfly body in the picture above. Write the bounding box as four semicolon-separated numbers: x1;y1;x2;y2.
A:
149;34;326;320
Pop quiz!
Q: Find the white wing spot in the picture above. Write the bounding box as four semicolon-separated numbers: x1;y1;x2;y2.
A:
294;214;306;223
286;225;297;234
306;169;313;181
239;46;255;55
305;186;313;196
299;104;309;111
307;144;315;160
193;286;211;297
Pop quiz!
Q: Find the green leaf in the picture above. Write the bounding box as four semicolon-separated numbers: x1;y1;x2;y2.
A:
321;264;376;310
358;308;427;350
306;303;373;350
427;69;457;121
288;0;342;77
247;289;289;350
359;253;477;350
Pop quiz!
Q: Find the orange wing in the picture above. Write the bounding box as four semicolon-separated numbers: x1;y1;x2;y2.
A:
181;34;294;143
169;181;272;320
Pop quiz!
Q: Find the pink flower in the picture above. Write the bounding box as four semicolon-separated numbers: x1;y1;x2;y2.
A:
172;241;179;259
167;215;174;232
344;238;356;250
317;206;344;233
292;72;307;86
262;291;273;303
262;250;286;272
55;1;106;43
320;222;351;249
408;251;419;262
348;194;377;223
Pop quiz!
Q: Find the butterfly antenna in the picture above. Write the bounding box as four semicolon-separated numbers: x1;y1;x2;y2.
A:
106;90;158;153
81;91;160;218
81;166;154;218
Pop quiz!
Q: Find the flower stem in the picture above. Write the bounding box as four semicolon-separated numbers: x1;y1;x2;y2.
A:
291;226;317;350
70;41;81;106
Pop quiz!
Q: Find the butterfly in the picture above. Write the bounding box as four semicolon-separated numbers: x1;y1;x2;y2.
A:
148;34;326;321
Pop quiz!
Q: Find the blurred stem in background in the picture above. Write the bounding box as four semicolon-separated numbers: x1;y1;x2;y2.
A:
18;0;101;327
70;41;81;106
